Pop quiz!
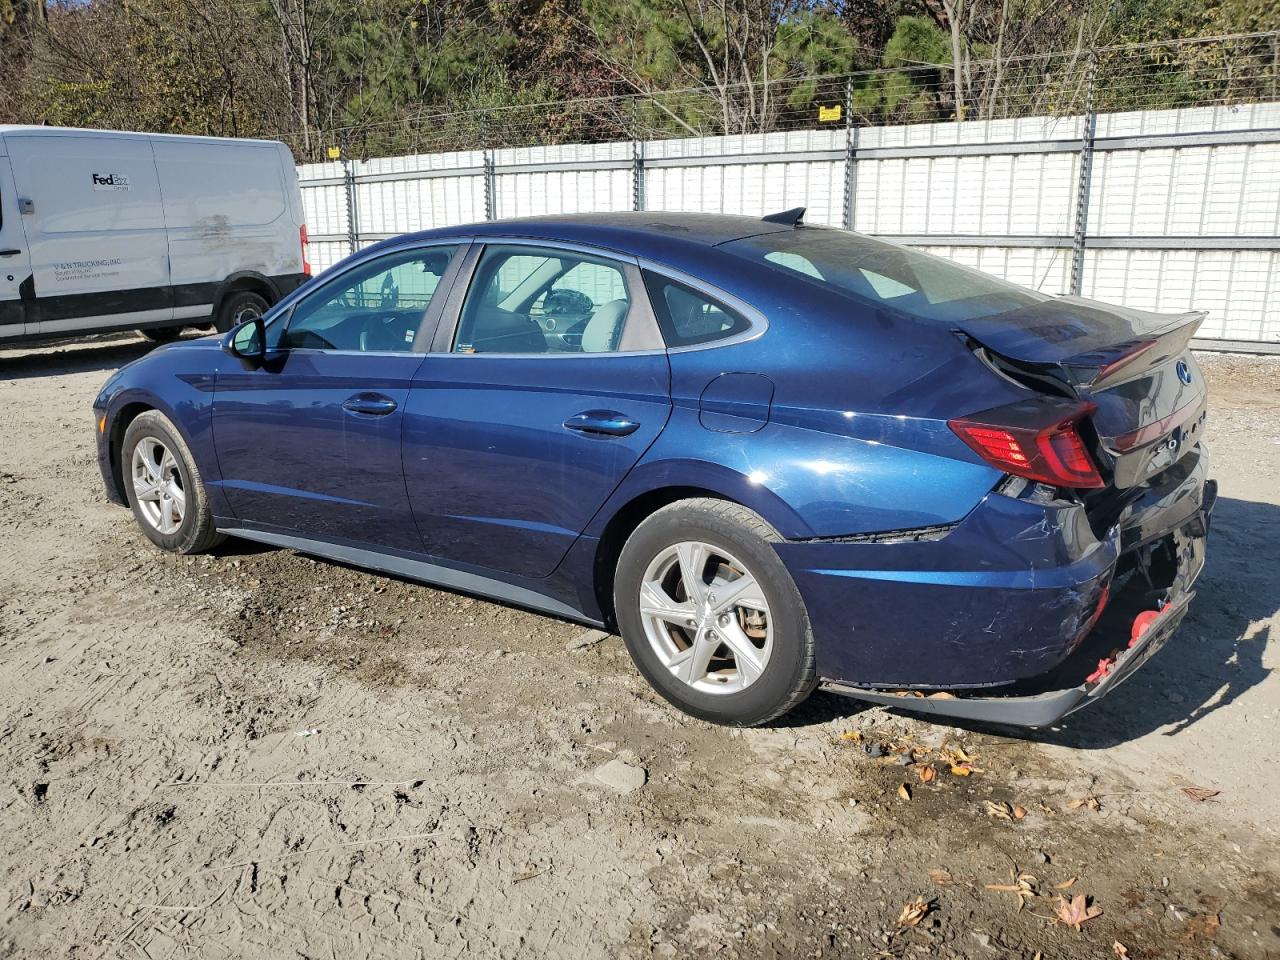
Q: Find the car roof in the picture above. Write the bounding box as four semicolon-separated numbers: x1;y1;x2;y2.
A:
385;212;799;274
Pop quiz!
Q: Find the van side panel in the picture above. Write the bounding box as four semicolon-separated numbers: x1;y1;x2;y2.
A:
5;132;174;335
153;139;303;319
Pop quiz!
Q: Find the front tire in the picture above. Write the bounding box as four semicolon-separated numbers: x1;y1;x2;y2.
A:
614;499;816;726
214;290;269;334
122;411;225;554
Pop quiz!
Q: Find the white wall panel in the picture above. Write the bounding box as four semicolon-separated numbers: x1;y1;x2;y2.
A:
298;102;1280;347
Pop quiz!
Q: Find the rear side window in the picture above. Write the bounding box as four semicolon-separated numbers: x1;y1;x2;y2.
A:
725;228;1046;324
643;273;750;348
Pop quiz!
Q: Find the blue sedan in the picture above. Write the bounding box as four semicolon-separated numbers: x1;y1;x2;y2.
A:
93;211;1214;728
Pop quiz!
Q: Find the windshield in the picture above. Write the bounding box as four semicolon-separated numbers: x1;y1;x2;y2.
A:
724;228;1048;324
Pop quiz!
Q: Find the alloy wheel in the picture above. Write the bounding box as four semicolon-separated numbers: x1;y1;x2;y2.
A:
131;437;186;535
639;541;773;694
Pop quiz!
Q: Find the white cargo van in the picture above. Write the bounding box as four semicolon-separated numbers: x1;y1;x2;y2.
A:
0;126;309;344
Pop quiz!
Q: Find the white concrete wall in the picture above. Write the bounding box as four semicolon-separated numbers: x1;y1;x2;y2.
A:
298;103;1280;346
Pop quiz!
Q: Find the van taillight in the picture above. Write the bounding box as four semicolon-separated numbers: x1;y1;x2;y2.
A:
300;225;311;276
949;397;1104;489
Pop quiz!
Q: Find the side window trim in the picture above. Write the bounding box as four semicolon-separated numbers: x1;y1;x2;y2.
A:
636;259;769;352
429;240;665;357
276;239;470;355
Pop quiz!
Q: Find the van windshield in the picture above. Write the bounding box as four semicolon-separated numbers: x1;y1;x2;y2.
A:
723;228;1047;323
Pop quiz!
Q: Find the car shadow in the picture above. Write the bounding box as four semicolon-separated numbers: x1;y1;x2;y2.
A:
0;332;203;380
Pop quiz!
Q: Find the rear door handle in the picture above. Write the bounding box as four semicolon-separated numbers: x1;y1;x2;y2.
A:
563;410;641;437
0;250;21;257
342;393;398;416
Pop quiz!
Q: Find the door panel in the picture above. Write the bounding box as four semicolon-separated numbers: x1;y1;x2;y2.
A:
210;243;464;548
212;351;425;549
5;133;172;332
0;154;31;339
403;353;672;578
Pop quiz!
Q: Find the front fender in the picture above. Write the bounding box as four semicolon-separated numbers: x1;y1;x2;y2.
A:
95;344;223;510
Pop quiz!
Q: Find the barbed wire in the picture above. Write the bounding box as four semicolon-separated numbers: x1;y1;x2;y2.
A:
281;30;1280;162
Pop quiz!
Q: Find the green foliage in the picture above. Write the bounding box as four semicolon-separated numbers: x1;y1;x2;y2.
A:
0;0;1275;158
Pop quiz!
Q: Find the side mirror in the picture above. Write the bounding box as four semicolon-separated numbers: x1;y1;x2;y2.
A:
223;315;266;365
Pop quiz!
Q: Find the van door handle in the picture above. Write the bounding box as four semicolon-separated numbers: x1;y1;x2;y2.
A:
0;250;21;257
563;410;641;437
342;393;398;416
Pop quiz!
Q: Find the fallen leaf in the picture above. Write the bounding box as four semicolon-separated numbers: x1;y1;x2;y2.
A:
1054;877;1078;890
839;730;863;743
1181;914;1221;941
926;868;952;886
1113;942;1130;958
1013;804;1028;820
1068;795;1101;812
984;799;1016;821
950;763;973;777
918;765;937;784
1181;785;1221;803
896;897;933;926
1056;894;1103;930
985;872;1038;910
898;783;912;801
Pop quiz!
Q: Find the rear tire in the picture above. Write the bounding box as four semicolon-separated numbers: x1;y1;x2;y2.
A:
214;290;270;334
614;498;817;726
122;411;225;555
139;326;184;343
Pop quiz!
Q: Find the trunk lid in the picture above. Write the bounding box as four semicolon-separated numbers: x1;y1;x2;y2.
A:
961;297;1207;489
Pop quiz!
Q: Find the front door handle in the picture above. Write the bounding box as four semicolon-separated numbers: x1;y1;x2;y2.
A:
563;410;641;437
0;250;21;257
342;393;398;416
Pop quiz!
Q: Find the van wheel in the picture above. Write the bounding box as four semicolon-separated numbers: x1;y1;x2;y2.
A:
139;326;184;343
215;290;270;334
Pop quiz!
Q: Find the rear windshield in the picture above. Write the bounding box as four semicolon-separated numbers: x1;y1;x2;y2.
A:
724;228;1047;323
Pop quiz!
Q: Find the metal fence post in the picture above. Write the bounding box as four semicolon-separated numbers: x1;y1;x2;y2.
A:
842;76;856;231
483;150;497;221
342;151;359;255
1069;56;1098;297
632;139;646;212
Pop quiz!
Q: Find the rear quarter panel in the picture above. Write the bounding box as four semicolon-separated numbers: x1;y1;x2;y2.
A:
591;263;1021;540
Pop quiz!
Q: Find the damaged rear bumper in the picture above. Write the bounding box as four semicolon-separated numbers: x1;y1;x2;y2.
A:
781;443;1214;728
825;566;1197;728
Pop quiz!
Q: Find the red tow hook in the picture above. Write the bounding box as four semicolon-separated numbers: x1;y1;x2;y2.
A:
1084;608;1162;685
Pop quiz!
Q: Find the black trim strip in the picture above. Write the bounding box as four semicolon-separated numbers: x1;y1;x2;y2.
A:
0;299;23;327
0;273;308;330
29;284;171;323
173;281;220;309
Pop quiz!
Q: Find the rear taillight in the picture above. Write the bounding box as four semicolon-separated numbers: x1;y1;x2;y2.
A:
949;397;1105;489
300;224;311;276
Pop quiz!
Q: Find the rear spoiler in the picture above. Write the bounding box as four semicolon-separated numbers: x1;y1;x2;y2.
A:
1059;311;1207;389
958;300;1207;390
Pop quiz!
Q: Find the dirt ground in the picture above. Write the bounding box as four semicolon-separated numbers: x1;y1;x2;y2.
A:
0;333;1277;960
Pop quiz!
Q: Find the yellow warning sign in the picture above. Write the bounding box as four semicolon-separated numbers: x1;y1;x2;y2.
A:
818;104;843;123
326;146;342;160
